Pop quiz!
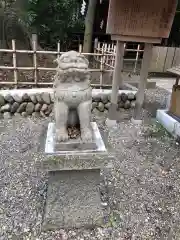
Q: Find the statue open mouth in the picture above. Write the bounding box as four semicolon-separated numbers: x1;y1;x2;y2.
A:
56;63;88;71
54;52;90;84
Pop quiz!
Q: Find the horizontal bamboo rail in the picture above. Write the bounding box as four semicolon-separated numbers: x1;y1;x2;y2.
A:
0;48;114;56
0;82;111;88
0;66;113;72
0;38;115;88
0;37;147;87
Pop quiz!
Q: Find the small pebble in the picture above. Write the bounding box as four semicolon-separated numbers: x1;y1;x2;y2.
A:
101;202;108;207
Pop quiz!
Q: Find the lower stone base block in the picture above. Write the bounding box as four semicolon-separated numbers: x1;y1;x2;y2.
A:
42;169;103;230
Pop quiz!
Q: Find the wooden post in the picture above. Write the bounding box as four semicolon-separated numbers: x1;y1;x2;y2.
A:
110;41;125;105
133;43;153;121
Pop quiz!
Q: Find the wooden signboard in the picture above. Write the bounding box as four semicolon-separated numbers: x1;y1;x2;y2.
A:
106;0;177;43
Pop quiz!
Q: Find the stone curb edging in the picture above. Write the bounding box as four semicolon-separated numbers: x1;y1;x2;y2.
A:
156;109;180;138
0;88;137;119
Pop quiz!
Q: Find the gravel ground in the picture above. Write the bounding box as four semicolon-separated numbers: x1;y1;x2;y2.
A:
0;88;180;240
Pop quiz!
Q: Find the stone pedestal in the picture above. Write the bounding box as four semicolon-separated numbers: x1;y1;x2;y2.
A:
42;122;113;230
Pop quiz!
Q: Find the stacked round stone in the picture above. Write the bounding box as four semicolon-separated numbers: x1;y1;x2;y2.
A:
91;92;136;113
0;91;136;119
0;92;54;119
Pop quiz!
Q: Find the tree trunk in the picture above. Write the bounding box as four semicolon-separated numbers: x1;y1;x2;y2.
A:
83;0;97;53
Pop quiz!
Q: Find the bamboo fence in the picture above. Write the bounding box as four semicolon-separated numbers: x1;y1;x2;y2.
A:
0;39;114;88
1;37;180;88
94;39;143;73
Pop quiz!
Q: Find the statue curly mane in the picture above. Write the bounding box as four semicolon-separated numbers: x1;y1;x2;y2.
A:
54;51;90;85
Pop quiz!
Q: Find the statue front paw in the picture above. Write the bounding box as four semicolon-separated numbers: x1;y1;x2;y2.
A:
81;127;93;143
56;128;69;142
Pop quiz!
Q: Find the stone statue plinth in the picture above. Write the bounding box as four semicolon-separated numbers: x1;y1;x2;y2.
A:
42;51;113;230
42;122;114;230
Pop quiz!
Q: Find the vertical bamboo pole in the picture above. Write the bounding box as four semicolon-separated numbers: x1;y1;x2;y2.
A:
12;39;18;85
104;43;107;66
111;41;125;105
94;38;98;52
57;41;61;58
155;47;160;71
111;42;114;52
79;44;82;53
107;43;111;66
32;34;38;85
94;38;98;68
100;44;104;88
97;42;101;62
97;42;100;49
133;43;153;122
110;42;113;66
113;44;116;67
134;44;140;73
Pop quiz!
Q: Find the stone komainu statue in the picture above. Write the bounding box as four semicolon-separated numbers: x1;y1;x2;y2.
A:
54;51;93;142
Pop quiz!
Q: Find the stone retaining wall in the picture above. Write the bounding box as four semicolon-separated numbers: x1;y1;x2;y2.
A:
0;90;136;119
